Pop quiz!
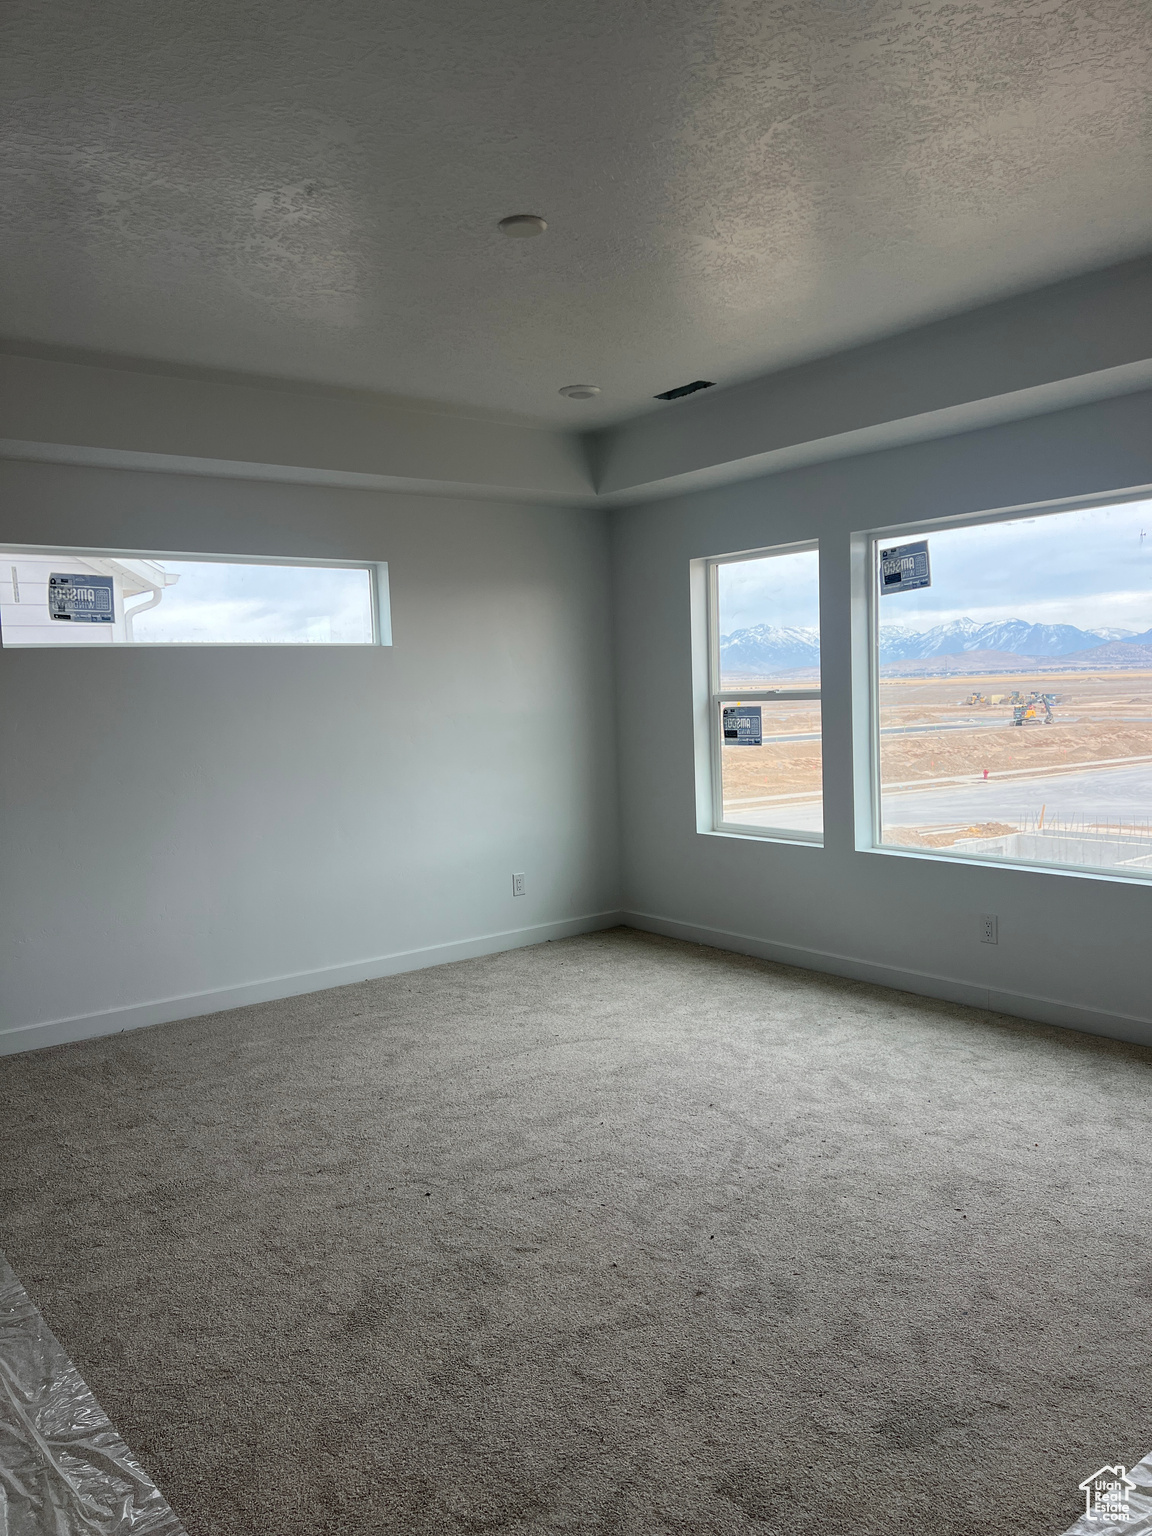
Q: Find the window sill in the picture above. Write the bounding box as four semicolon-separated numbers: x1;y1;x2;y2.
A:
702;825;824;848
862;840;1152;886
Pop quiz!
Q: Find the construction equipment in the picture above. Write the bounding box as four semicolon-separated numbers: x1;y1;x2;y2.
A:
1010;691;1058;726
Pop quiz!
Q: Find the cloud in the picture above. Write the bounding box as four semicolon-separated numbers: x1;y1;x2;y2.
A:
131;562;375;643
717;497;1152;636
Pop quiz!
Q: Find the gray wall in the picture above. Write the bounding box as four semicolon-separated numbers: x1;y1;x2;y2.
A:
0;459;620;1048
612;389;1152;1042
5;385;1152;1053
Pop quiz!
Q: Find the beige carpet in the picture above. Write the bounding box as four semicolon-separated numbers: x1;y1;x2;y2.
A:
1;928;1150;1535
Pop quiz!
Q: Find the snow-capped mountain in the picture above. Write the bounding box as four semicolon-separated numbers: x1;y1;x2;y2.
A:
877;618;1143;662
717;617;1152;677
718;624;820;675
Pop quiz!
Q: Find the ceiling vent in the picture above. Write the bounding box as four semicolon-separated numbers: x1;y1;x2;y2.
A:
654;379;716;401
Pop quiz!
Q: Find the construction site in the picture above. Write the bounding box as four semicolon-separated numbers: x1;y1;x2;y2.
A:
719;666;1152;871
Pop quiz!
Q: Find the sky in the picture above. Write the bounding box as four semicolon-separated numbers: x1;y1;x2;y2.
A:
131;561;375;643
718;547;819;634
717;497;1152;636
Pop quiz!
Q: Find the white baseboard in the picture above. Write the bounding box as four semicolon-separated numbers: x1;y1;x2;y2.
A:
0;910;624;1057
8;907;1146;1059
622;910;1152;1049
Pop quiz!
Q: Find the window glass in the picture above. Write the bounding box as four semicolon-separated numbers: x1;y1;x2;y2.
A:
716;699;823;834
874;498;1152;876
717;549;821;690
713;547;822;838
0;551;381;646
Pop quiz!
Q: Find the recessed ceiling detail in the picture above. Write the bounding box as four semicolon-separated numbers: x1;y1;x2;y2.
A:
3;0;1150;426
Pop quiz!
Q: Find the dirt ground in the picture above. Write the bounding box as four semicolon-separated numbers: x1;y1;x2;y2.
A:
882;821;1019;849
877;668;1152;784
719;669;1152;807
719;703;822;801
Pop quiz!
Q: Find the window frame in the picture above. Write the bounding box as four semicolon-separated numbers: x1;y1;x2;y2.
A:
0;543;391;648
704;540;823;845
859;486;1152;883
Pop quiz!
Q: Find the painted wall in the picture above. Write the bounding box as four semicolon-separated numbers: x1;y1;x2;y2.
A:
0;459;620;1049
0;351;593;502
5;385;1152;1054
612;389;1152;1043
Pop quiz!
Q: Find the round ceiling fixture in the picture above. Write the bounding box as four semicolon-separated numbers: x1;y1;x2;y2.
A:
498;214;547;237
559;384;601;399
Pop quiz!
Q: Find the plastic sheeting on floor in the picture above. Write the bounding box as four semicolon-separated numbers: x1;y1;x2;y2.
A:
1061;1451;1152;1536
0;1251;185;1536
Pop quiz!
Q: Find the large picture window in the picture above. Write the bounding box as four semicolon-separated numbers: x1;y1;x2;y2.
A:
870;495;1152;879
706;543;822;841
0;548;389;647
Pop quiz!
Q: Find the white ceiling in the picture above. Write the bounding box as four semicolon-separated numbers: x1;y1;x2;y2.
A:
3;0;1151;427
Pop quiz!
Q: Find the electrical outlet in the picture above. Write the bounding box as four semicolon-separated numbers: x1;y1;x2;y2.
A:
512;872;526;898
981;914;998;945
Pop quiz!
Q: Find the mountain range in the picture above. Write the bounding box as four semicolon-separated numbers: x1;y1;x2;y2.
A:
718;617;1152;678
877;617;1149;661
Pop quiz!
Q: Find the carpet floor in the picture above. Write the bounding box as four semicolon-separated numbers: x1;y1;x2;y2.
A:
1;928;1150;1536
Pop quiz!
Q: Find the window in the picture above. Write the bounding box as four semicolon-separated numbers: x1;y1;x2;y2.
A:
705;543;822;841
869;494;1152;879
0;548;389;647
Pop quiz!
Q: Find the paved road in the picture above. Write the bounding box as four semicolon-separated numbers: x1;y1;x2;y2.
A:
881;760;1152;829
725;800;824;832
757;716;1152;745
725;759;1152;835
762;720;1012;744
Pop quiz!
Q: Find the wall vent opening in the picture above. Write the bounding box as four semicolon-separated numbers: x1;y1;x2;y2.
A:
654;379;716;401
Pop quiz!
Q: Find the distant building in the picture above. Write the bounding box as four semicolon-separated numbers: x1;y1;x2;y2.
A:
1;553;177;645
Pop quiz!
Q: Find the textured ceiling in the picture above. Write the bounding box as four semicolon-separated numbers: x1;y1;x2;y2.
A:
3;0;1151;426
